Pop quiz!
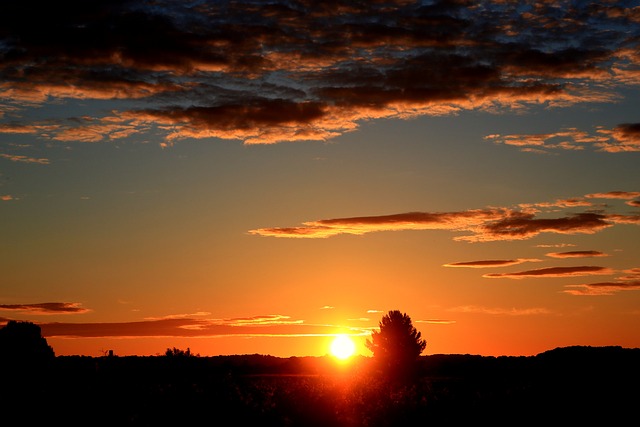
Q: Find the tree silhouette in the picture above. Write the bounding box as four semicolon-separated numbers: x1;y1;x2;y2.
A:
0;320;55;363
366;310;426;378
165;347;197;357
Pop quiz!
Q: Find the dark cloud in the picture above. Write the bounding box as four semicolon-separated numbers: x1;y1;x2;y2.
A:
563;280;640;296
249;200;640;241
1;1;639;144
37;316;370;338
546;250;608;258
478;212;613;241
483;266;613;279
0;302;89;314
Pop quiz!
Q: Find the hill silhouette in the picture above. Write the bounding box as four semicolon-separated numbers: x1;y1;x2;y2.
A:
1;345;638;426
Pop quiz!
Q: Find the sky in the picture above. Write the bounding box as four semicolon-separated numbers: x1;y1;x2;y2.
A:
1;0;639;358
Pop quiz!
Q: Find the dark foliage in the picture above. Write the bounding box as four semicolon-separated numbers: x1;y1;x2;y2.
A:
0;320;55;363
2;344;638;426
366;310;426;380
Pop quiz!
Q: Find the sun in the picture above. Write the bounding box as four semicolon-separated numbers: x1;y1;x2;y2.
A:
330;335;356;360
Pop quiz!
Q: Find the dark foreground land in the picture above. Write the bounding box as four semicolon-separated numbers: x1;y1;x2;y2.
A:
2;346;639;426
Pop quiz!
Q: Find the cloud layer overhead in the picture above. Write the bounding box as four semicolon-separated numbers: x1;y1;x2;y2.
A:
1;1;640;146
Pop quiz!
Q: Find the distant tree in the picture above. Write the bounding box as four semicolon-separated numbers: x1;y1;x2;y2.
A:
366;310;426;378
165;347;197;357
0;320;55;364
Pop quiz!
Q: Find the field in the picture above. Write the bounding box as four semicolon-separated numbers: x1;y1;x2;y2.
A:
3;346;638;426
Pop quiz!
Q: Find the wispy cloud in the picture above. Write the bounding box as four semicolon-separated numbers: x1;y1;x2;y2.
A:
546;250;608;258
1;2;639;145
483;266;613;279
249;192;640;242
585;191;640;200
535;243;577;248
563;281;640;296
0;302;89;315
0;153;50;164
35;316;371;339
618;268;640;281
450;306;551;316
444;259;541;268
485;124;640;153
415;319;457;325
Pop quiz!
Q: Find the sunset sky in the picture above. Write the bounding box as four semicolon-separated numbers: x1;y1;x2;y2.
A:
1;0;639;358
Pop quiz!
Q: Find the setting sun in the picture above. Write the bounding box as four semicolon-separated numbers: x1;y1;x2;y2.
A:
330;335;356;360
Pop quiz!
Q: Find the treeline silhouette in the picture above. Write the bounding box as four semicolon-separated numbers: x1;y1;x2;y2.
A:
1;321;639;426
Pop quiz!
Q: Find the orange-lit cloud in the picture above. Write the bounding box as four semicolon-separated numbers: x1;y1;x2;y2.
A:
585;191;640;200
486;124;640;153
563;281;640;296
535;243;577;248
35;316;371;339
444;259;540;268
216;314;303;327
415;319;457;325
0;302;89;315
249;199;640;242
0;153;50;164
450;306;551;316
483;266;613;279
1;2;639;144
619;268;640;280
546;251;608;258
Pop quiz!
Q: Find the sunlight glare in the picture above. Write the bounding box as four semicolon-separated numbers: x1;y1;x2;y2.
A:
330;335;356;360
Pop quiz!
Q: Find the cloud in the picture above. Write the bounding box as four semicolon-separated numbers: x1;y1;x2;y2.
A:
0;302;89;315
450;306;551;316
546;250;608;258
483;266;613;279
216;314;303;327
535;243;577;248
415;319;457;325
563;280;640;296
1;195;13;201
617;268;640;281
486;123;640;153
249;193;640;241
0;153;50;164
1;1;639;144
585;191;640;200
444;259;540;268
36;315;371;339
